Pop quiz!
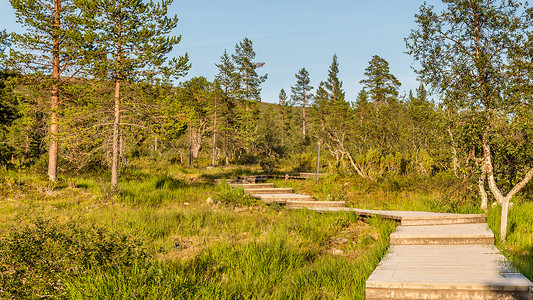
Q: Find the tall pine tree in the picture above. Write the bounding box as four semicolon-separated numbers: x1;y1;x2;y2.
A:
215;49;238;165
232;38;267;102
360;55;401;106
291;68;313;136
9;0;88;181
78;0;189;189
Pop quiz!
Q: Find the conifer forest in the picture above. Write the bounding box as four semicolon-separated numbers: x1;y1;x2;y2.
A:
0;0;532;299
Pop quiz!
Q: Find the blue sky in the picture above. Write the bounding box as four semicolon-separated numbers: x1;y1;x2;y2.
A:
0;0;443;103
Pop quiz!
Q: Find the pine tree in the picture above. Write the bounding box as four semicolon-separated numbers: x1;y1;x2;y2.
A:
78;0;190;189
215;49;239;165
360;55;401;106
9;0;88;181
231;38;265;155
232;38;267;101
291;68;313;136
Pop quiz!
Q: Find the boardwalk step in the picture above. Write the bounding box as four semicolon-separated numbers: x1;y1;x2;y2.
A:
286;200;346;208
366;245;533;299
243;187;293;195
253;193;313;204
299;208;487;226
400;215;486;226
390;224;494;245
230;183;275;189
341;209;486;226
237;175;268;183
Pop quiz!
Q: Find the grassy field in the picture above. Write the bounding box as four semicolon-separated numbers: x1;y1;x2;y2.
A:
0;160;531;299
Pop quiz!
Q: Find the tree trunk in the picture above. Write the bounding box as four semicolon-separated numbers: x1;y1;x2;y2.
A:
154;136;158;155
212;97;217;166
302;91;306;136
280;112;285;146
188;126;193;167
483;141;533;240
111;11;123;190
478;174;488;211
48;0;61;182
224;130;229;165
111;78;121;189
447;127;459;177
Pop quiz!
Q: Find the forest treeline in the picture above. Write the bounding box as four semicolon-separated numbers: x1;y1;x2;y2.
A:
1;1;533;240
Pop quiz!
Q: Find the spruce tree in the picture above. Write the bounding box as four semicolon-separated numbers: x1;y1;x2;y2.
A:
78;0;190;189
291;68;313;136
321;54;345;103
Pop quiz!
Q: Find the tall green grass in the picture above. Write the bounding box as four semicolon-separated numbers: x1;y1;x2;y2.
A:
63;213;395;299
486;200;533;280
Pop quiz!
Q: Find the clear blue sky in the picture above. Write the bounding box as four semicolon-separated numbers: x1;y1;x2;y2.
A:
0;0;443;103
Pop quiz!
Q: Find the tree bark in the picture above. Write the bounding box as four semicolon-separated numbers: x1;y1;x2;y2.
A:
111;13;122;190
224;130;229;165
302;89;306;136
111;78;121;189
48;0;61;182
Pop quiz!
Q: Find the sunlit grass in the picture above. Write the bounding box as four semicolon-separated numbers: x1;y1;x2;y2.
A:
0;162;531;298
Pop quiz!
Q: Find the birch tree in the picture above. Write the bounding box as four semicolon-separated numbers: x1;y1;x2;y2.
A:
406;0;533;240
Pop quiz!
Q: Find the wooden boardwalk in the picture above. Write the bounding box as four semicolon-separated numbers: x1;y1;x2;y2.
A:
219;178;533;299
311;208;533;299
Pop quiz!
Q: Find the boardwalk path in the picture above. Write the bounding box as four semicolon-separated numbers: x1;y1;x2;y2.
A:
223;178;533;299
310;208;533;299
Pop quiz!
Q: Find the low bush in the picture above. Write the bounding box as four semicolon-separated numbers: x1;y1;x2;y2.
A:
0;217;147;299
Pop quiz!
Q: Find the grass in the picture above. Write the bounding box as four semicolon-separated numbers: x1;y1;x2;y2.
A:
0;162;396;299
0;160;531;298
486;199;533;280
60;212;395;299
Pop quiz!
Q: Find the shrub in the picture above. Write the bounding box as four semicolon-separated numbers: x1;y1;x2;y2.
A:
0;217;148;299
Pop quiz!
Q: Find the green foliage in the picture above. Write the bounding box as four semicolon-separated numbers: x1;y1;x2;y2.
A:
8;0;87;76
319;54;345;103
64;217;393;300
0;217;147;299
78;0;190;82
